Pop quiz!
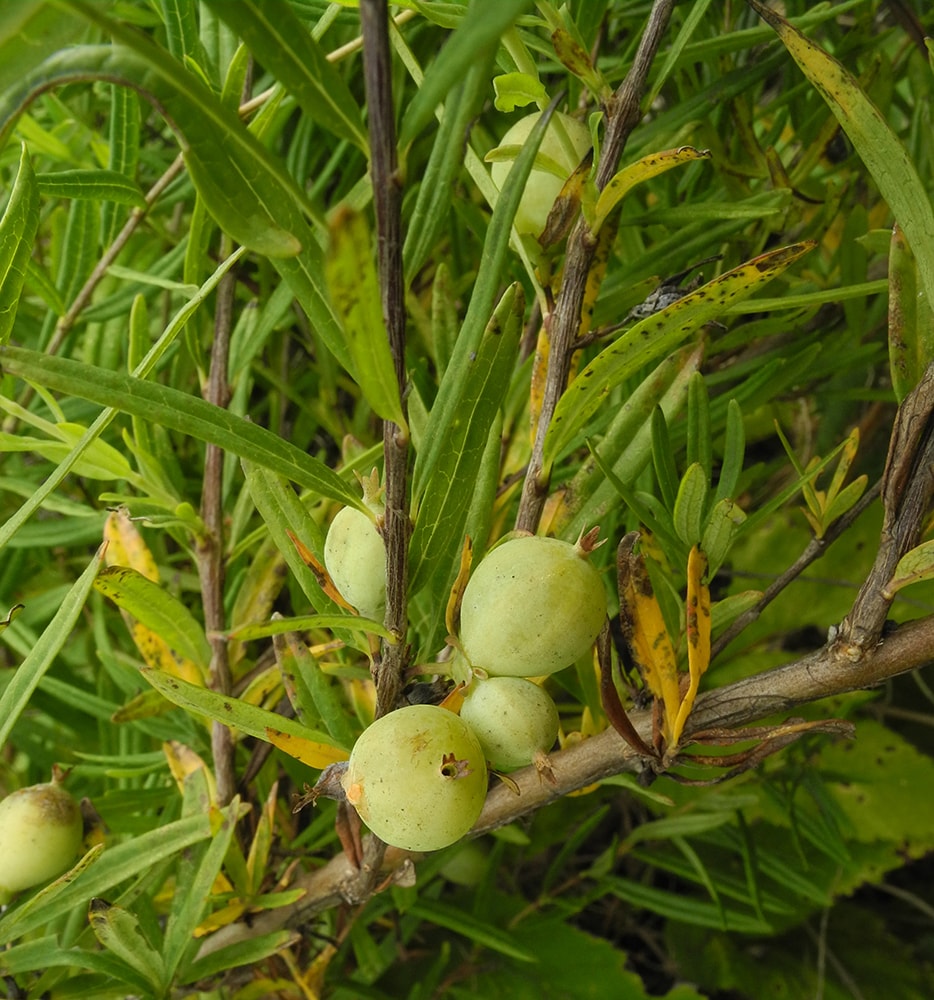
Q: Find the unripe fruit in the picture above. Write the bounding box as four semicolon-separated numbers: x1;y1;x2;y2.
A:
0;780;83;903
324;505;386;619
460;535;606;677
460;676;559;771
341;705;488;852
490;111;591;238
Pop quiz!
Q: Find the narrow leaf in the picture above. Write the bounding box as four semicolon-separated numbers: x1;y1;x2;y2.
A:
409;283;523;594
37;168;146;205
141;667;350;758
593;146;711;234
748;0;934;306
94;565;211;673
88;899;166;994
201;0;366;149
888;221;934;402
0;145;39;345
883;539;934;599
672;545;711;745
0;345;360;507
545;241;815;464
617;535;680;745
673;462;709;548
326;206;405;427
0;546;103;748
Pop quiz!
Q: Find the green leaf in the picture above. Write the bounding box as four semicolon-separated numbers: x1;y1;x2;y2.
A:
88;899;166;995
0;145;39;346
673;462;709;549
93;566;212;673
748;0;934;308
883;538;934;599
399;0;534;147
141;667;349;756
325;207;406;427
181;929;296;984
0;1;86;94
545;241;815;464
714;399;745;504
0;545;103;748
408;898;535;962
651;407;679;511
0;345;361;507
888;221;934;402
275;629;356;748
36;168;146;205
492;71;547;112
201;0;367;150
162;799;239;984
701;497;746;573
409;283;524;594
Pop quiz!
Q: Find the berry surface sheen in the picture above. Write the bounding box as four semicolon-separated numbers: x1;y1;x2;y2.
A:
323;505;386;619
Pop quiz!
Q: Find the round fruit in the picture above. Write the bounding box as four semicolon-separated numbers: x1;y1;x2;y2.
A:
460;676;559;771
489;111;591;238
459;535;606;677
0;780;83;903
324;505;386;619
341;705;488;852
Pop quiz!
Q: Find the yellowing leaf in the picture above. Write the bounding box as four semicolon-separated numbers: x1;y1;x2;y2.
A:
264;727;349;769
883;538;934;599
131;622;204;686
672;545;711;746
617;535;680;745
104;510;159;581
593;146;711;235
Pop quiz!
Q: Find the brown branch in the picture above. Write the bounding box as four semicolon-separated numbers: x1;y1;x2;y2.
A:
361;0;411;719
197;238;237;807
516;0;676;533
197;608;934;957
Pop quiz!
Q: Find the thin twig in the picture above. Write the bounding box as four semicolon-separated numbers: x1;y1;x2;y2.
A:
361;0;411;719
710;477;883;661
516;0;676;532
198;235;237;807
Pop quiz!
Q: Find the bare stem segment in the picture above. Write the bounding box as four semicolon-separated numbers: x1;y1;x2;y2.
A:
361;0;411;717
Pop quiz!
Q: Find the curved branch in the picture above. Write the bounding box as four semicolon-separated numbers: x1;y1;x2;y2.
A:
197;608;934;957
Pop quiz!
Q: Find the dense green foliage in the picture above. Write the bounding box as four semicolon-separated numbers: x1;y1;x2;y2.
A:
0;1;933;997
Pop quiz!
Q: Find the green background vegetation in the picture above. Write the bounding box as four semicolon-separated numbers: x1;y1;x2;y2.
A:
0;1;933;997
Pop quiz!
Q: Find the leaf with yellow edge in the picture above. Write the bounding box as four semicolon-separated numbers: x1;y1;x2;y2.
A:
103;509;159;581
264;728;349;769
616;533;680;746
163;740;216;801
593;146;711;235
131;621;204;685
545;241;815;464
95;566;211;676
672;545;711;747
142;667;350;762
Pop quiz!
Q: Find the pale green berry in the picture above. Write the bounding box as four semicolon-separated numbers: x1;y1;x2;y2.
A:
324;505;386;619
341;705;488;852
459;535;606;677
490;111;591;238
460;676;559;771
0;780;83;903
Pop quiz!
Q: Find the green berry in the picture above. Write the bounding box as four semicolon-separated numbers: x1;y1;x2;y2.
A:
460;676;559;771
490;111;591;238
324;505;386;619
460;535;606;677
341;705;488;852
0;780;83;903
